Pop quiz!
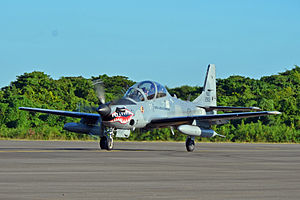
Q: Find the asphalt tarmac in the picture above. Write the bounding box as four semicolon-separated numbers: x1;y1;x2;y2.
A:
0;140;299;200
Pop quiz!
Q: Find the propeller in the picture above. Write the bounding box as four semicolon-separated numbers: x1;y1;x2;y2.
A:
93;79;106;104
92;79;111;117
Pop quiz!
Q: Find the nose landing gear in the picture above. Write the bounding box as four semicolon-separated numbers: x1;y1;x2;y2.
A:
100;128;114;150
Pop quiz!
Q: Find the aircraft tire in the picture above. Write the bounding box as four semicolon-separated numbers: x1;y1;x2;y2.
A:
100;136;113;150
186;137;195;152
106;136;114;151
100;137;107;149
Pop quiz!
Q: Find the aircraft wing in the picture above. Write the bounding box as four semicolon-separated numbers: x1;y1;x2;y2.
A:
199;106;261;112
19;107;100;120
150;111;281;127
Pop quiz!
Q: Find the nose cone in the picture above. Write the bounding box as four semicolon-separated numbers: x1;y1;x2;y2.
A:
97;104;111;117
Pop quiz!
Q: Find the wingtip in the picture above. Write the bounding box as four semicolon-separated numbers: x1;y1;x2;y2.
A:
268;111;282;115
252;107;262;111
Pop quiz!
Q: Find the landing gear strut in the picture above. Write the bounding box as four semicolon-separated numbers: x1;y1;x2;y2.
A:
99;128;114;150
186;136;195;152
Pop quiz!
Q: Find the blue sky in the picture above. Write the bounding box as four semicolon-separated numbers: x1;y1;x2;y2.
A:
1;0;299;88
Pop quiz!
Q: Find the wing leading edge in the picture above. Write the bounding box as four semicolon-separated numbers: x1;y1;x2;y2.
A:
150;111;281;127
199;106;262;112
19;107;100;120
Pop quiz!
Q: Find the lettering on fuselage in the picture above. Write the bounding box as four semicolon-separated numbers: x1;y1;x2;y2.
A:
110;109;134;124
154;106;170;111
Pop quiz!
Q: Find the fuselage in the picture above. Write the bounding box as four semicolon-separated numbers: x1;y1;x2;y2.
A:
102;80;206;130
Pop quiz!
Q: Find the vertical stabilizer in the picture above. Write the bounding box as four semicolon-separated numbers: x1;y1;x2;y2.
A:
193;64;217;107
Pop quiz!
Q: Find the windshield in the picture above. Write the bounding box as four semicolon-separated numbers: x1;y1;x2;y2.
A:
137;81;156;100
124;88;145;102
124;81;169;101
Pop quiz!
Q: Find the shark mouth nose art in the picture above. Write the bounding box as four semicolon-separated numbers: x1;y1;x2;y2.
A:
110;109;134;124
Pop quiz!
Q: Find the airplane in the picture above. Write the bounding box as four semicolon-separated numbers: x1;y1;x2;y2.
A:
19;64;281;152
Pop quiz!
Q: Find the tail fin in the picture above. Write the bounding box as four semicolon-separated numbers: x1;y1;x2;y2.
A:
193;64;217;107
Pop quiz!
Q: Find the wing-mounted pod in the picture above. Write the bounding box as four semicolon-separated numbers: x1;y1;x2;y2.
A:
64;122;102;135
177;125;225;138
64;118;103;136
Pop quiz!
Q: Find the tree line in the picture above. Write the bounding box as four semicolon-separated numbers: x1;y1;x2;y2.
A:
0;66;299;142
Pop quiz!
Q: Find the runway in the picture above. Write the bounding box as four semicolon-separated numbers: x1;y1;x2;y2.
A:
0;140;299;200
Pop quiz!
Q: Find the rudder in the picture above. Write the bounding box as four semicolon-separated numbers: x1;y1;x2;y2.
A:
193;64;217;107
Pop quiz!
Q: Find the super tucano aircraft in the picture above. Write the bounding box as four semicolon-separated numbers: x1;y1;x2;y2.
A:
19;64;281;152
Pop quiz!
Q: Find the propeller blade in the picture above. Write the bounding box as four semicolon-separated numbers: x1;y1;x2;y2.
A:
92;79;129;118
93;79;105;104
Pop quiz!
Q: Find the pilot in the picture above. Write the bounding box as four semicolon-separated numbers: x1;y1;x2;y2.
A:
157;85;166;98
147;84;156;99
150;84;155;93
142;87;148;95
133;90;144;101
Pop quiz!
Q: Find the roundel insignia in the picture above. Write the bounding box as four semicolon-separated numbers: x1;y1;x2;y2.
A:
140;106;144;113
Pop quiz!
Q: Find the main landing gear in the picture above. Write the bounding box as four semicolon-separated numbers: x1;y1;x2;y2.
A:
100;128;114;150
186;136;195;152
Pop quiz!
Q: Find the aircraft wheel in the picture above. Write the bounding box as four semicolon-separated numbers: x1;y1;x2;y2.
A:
100;135;114;150
186;137;195;152
100;136;113;150
106;136;113;151
100;137;107;149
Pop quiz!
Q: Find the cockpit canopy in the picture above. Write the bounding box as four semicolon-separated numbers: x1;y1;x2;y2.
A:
124;81;169;102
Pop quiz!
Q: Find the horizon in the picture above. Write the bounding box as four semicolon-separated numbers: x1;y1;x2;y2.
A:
3;65;298;90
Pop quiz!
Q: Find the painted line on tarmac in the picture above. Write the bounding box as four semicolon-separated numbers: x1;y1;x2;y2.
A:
0;150;121;153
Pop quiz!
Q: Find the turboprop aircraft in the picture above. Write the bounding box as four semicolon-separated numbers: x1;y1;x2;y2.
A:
19;64;281;152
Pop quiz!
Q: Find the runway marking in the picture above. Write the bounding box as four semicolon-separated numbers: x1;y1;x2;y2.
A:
0;150;57;153
0;150;121;153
